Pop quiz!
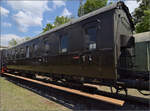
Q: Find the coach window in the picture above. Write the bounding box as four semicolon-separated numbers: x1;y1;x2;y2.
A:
12;49;15;59
44;40;50;53
60;35;68;53
14;49;16;59
33;44;38;52
9;51;11;59
20;48;24;58
15;49;18;59
26;46;30;58
86;26;97;50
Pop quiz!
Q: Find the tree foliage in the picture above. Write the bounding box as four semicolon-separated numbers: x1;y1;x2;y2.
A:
133;0;150;33
135;9;150;33
8;38;18;46
8;37;31;47
54;16;71;27
43;16;71;33
24;37;31;41
78;0;107;17
43;24;55;33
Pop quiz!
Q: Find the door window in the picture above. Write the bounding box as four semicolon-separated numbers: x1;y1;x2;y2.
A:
60;35;68;53
26;46;30;58
86;26;97;50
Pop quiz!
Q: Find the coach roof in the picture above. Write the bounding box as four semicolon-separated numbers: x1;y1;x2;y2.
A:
134;32;150;43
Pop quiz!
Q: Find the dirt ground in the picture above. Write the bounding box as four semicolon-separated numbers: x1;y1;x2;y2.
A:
85;83;150;99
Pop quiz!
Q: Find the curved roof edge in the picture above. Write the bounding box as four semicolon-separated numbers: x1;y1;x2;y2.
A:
134;31;150;42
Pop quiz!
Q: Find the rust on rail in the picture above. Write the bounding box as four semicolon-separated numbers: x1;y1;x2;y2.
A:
2;73;125;106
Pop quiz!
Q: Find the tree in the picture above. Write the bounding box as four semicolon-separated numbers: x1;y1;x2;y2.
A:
54;16;71;27
78;0;108;17
133;0;150;33
135;9;150;33
8;38;18;46
43;24;55;33
42;16;72;33
8;37;31;46
24;37;31;41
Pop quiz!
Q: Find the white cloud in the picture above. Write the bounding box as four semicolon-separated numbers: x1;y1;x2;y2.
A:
52;0;66;9
2;22;12;27
124;0;140;13
34;30;42;35
14;11;43;32
7;1;50;32
0;6;9;16
1;34;22;46
61;8;72;17
107;0;140;13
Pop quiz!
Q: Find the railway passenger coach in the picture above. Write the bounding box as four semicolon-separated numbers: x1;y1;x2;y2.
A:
2;2;149;92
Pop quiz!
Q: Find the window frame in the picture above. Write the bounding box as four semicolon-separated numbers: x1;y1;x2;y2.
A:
43;38;50;55
84;25;98;50
26;46;30;58
59;34;69;53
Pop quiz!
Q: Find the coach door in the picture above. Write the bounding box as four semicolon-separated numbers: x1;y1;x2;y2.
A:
81;21;104;77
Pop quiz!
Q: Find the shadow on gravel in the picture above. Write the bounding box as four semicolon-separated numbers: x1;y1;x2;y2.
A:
3;76;149;110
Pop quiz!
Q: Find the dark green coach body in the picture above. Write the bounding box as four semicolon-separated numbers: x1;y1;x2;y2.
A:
5;2;134;81
134;32;150;73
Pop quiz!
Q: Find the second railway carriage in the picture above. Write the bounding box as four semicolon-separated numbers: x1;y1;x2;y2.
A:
5;2;147;91
0;49;6;73
134;32;150;78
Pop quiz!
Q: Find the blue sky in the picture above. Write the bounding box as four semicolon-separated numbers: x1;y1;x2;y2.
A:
0;0;139;46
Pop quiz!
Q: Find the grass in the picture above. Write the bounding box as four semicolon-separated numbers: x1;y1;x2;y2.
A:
0;77;70;111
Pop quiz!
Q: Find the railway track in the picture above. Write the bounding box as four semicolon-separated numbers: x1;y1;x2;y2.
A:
1;73;149;110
